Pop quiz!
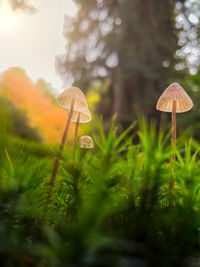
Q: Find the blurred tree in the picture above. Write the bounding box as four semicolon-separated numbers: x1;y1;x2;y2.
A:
57;0;183;126
36;78;57;104
0;0;37;14
175;72;200;140
0;96;41;141
1;0;198;130
175;0;200;75
0;68;76;143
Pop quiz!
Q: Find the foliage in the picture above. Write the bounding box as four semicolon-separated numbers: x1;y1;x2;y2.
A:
0;68;76;143
7;0;37;14
1;116;200;266
0;96;41;141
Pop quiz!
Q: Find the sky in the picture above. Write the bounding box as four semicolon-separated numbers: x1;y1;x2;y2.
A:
0;0;77;94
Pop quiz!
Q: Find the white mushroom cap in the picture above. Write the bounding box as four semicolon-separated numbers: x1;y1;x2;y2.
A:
156;82;193;113
68;107;92;123
57;87;88;111
80;135;94;149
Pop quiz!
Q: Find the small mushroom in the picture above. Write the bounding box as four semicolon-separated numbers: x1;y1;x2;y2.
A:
49;87;88;189
156;82;193;190
80;136;94;149
69;106;92;146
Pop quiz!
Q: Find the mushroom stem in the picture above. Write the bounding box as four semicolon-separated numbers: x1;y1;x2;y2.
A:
172;100;176;152
49;99;75;188
73;112;80;162
170;100;176;192
75;112;80;146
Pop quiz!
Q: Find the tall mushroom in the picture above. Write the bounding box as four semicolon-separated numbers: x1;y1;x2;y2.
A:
156;82;193;189
49;87;88;190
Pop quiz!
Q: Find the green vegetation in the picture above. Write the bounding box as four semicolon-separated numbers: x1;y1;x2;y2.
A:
0;96;41;141
2;1;200;265
0;116;200;267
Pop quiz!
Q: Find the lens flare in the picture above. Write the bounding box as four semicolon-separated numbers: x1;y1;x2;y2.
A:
0;1;17;32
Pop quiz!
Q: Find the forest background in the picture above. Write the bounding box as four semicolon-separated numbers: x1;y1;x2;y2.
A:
1;0;200;142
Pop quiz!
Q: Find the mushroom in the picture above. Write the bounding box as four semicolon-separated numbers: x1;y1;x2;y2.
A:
49;87;88;189
156;82;193;189
69;106;92;146
80;135;94;149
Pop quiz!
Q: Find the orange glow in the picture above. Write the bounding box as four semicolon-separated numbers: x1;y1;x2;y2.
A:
0;69;79;143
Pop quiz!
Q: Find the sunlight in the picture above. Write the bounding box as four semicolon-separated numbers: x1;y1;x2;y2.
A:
0;1;17;32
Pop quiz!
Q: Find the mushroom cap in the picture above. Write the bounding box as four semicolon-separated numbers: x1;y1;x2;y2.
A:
156;82;193;113
80;135;94;149
68;107;92;123
57;87;88;111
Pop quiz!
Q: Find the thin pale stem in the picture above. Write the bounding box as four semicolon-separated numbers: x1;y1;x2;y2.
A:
73;112;80;162
42;99;75;220
75;112;80;146
169;100;176;207
49;99;75;189
172;100;176;157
